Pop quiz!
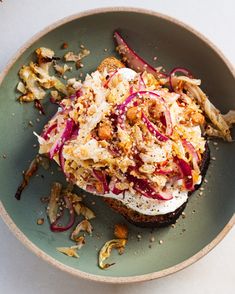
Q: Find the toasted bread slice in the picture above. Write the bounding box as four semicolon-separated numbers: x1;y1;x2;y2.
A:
96;57;210;228
97;56;125;73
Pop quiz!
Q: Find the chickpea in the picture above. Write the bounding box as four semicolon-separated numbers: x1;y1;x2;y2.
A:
183;109;205;126
98;124;112;140
126;106;140;122
192;112;205;125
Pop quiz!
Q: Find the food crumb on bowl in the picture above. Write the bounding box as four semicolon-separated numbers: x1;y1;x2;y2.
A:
61;42;68;49
37;218;44;225
136;234;142;241
114;223;128;239
149;236;155;242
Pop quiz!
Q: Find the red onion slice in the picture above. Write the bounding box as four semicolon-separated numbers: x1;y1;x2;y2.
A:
114;31;167;79
129;85;134;94
142;112;169;142
104;70;118;88
164;108;173;136
126;174;173;200
41;123;57;140
93;169;109;194
50;195;75;232
169;67;193;92
49;118;75;159
138;73;146;90
109;178;123;195
182;139;200;172
117;91;163;115
86;184;98;194
174;156;194;190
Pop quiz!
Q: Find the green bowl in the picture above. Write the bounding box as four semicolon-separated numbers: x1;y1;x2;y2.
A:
0;8;234;283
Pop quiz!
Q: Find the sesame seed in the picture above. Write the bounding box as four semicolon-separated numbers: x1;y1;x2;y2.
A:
104;48;108;52
2;154;7;159
150;236;155;242
159;240;163;244
36;118;40;122
213;142;218;146
171;224;176;228
80;44;85;49
136;234;142;240
204;179;208;183
212;157;216;161
153;56;157;61
199;192;203;196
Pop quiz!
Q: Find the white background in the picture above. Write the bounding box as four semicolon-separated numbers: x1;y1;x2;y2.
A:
0;0;234;293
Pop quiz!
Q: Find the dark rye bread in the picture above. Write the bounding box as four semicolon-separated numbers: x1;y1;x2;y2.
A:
104;143;210;228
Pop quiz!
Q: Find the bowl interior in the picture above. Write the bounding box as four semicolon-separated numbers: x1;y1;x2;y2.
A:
0;9;234;279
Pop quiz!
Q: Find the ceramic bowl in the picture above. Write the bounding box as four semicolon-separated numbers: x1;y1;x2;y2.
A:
0;7;234;283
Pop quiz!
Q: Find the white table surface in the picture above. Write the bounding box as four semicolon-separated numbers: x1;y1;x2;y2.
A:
0;0;234;293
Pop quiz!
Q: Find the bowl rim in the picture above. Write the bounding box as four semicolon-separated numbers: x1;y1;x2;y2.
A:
0;6;234;284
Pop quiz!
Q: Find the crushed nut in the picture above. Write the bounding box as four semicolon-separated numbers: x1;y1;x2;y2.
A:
114;223;128;239
61;42;68;49
37;218;44;225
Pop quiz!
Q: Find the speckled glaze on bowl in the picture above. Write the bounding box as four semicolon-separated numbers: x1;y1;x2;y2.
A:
0;7;234;283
